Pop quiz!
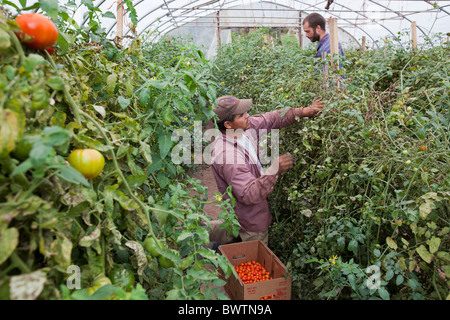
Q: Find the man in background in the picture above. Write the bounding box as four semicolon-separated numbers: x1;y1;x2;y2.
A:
303;13;344;61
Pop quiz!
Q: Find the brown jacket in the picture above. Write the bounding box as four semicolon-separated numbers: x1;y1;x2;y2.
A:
211;108;302;232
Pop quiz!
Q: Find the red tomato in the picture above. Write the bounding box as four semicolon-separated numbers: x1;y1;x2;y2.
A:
235;261;273;284
15;13;59;50
68;149;105;179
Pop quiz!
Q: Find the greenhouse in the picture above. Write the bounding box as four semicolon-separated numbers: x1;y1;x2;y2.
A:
0;0;448;302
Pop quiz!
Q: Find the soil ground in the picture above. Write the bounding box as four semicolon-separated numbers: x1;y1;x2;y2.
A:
188;164;222;220
187;164;231;299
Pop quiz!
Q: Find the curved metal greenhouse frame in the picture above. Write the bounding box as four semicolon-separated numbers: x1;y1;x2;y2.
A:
102;1;449;42
4;0;450;48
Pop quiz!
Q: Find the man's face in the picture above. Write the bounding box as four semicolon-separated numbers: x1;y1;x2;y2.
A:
225;112;250;131
303;22;321;42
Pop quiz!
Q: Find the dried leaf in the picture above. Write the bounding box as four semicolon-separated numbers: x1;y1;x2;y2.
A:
78;226;101;247
10;270;47;300
125;241;147;276
386;237;398;250
416;245;432;264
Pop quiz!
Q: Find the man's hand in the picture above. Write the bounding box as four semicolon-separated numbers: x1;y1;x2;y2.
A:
303;98;325;117
265;154;294;176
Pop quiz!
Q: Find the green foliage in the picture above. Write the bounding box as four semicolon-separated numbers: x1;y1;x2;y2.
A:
214;29;449;300
0;8;234;300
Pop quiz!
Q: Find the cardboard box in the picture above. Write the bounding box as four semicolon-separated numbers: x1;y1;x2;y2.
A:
218;240;291;300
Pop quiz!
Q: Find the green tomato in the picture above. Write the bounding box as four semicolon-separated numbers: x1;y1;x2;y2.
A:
68;149;105;179
12;134;40;160
158;255;174;269
143;236;161;257
109;267;135;291
92;274;111;290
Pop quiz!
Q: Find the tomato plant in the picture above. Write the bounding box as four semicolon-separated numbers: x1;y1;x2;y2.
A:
0;5;234;301
67;149;105;179
15;13;58;50
214;29;449;300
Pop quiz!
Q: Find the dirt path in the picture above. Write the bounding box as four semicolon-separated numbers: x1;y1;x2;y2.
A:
188;165;232;299
188;165;222;220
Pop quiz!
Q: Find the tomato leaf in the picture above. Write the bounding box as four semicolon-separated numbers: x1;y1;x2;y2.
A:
0;28;11;49
22;54;46;73
347;239;358;252
161;107;173;126
89;284;117;300
42;126;70;146
378;288;390;300
39;0;59;18
139;141;152;164
117;96;131;110
56;31;69;55
427;236;441;254
102;11;116;19
56;165;90;187
106;73;117;95
0;109;23;158
47;76;65;91
11;158;33;176
29;141;52;167
158;132;173;160
156;171;169;188
138;87;151;107
386;237;398;250
126;174;148;191
79;225;101;248
416;245;432;264
0;227;19;265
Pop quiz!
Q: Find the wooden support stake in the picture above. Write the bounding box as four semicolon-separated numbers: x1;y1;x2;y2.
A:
216;11;221;48
321;51;329;89
329;18;339;70
411;21;417;51
361;36;366;52
298;11;303;48
117;1;124;46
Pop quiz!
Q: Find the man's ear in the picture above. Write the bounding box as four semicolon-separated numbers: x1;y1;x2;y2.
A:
224;121;232;129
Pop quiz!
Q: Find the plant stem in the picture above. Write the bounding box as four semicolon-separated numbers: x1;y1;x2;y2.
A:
78;109;158;238
10;252;31;274
7;30;26;66
432;268;443;300
44;50;82;125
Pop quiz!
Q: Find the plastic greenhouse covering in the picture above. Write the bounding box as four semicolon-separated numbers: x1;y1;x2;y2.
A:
2;0;450;58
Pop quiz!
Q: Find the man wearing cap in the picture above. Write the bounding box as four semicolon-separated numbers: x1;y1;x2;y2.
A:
208;96;324;245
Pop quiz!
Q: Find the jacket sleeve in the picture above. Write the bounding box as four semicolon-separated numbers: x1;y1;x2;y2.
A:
220;163;279;206
249;108;303;132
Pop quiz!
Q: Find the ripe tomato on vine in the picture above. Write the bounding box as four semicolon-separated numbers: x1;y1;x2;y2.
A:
15;13;59;50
